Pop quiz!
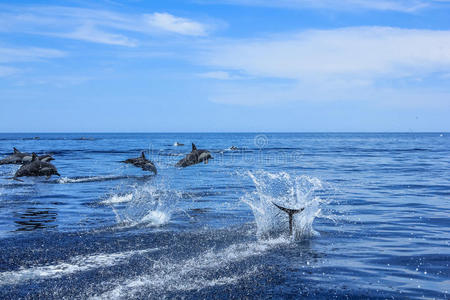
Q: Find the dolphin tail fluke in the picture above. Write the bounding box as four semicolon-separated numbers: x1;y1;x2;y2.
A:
272;202;304;215
272;202;305;236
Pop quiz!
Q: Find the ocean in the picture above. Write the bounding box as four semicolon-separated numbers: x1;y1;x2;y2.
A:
0;133;448;299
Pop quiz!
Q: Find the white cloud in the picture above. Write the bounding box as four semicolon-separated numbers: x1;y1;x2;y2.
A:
0;6;211;47
56;24;138;47
201;27;450;105
197;71;245;80
145;13;207;36
204;27;450;79
202;0;432;12
0;47;66;63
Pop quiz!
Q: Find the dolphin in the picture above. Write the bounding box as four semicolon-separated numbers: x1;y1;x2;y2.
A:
176;143;213;168
0;148;54;165
122;152;157;174
13;153;60;181
272;202;305;236
173;142;184;146
22;153;54;163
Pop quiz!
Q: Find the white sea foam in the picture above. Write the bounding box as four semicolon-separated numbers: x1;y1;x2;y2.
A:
58;175;127;184
93;237;288;299
141;210;170;226
242;170;330;239
0;248;159;286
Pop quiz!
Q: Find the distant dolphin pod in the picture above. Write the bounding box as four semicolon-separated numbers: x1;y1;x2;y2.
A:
272;202;305;236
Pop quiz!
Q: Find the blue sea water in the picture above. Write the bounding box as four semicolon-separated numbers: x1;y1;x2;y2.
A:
0;133;448;299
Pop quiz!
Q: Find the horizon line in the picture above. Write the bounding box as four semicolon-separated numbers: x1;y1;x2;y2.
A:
0;131;447;134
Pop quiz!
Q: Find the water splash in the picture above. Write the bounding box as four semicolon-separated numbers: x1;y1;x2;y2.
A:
107;182;181;228
100;193;134;205
241;170;329;239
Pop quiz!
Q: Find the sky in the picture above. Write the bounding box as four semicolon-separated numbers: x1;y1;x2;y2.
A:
0;0;449;132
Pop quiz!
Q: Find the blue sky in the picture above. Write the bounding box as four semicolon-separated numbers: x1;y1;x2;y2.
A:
0;0;449;132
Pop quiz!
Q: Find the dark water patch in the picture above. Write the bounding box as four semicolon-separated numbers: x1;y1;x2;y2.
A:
13;208;58;232
424;216;450;227
189;208;210;214
368;253;450;276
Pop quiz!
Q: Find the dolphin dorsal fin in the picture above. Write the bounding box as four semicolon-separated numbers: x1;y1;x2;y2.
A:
31;153;37;162
141;152;146;159
192;143;197;152
13;147;20;154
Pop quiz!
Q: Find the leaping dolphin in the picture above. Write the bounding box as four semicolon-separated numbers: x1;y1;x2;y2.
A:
122;152;157;174
0;148;54;165
13;153;60;181
272;202;305;236
175;143;213;168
